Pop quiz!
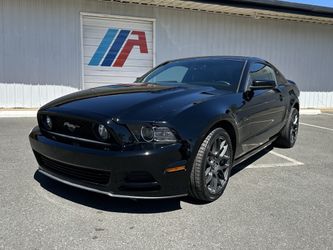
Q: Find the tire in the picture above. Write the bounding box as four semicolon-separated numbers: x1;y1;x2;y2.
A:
274;107;299;148
189;128;233;202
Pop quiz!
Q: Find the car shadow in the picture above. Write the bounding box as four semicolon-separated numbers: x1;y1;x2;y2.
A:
34;145;273;212
231;144;273;176
34;171;181;214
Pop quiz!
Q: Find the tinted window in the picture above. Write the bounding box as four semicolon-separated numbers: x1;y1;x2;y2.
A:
141;59;245;92
249;63;276;82
275;69;287;84
147;66;188;83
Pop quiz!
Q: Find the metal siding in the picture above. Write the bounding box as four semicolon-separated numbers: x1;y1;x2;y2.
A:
0;83;78;108
1;0;81;87
0;0;4;82
0;0;332;107
154;7;333;93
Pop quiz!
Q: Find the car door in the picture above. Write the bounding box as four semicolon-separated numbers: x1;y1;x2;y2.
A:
236;62;286;154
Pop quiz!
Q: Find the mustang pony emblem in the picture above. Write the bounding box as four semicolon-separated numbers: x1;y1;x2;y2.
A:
63;122;80;132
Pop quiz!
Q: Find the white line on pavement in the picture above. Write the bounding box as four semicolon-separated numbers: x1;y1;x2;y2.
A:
247;162;302;169
248;151;304;169
268;151;304;166
300;122;333;132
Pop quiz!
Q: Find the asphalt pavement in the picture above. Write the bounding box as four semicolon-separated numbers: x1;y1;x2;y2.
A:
0;114;332;249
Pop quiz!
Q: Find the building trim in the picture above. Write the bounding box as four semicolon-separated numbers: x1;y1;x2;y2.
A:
194;0;333;19
108;0;333;25
80;12;156;22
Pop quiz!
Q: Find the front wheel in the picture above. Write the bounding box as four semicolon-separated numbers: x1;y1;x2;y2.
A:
275;107;299;148
189;128;233;202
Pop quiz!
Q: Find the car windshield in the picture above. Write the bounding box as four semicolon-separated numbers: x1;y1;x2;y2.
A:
139;58;245;91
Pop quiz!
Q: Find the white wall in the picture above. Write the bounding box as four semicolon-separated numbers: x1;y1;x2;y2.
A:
0;0;332;108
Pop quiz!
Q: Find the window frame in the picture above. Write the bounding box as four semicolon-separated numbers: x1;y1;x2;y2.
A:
245;61;278;90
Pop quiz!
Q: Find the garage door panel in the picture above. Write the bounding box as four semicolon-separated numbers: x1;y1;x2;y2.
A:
83;48;153;61
85;73;142;82
84;68;148;76
83;57;152;66
83;18;153;31
82;14;154;88
84;60;153;69
83;26;153;36
83;39;153;49
85;78;136;88
83;57;152;68
83;36;153;45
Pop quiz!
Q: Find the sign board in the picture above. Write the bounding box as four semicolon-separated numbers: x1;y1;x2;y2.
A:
81;14;154;89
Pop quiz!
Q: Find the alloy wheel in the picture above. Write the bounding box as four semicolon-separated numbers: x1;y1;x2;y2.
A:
205;136;231;194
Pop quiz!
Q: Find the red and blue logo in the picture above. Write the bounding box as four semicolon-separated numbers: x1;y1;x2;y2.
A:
89;29;148;67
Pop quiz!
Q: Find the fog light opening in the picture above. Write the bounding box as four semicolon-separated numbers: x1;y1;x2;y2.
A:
45;115;52;130
97;124;109;140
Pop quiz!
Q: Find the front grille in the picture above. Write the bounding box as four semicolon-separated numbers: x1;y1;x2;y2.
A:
45;115;97;140
35;152;111;185
38;113;119;148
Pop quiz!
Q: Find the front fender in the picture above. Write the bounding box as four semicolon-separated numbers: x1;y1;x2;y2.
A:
167;99;239;167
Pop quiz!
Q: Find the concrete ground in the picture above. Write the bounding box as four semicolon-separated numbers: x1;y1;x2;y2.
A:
0;114;332;249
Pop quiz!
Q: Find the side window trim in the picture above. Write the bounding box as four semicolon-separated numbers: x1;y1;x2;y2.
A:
267;63;277;86
274;67;288;85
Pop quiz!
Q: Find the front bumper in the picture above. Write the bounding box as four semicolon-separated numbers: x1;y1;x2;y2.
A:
29;126;189;199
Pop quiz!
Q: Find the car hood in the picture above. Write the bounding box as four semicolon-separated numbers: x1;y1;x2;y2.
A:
42;83;229;122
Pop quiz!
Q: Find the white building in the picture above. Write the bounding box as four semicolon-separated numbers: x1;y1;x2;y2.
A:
0;0;332;108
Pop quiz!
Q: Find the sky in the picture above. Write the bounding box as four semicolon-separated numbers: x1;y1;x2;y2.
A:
284;0;333;7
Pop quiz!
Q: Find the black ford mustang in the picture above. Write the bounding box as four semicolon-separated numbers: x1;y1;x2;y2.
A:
29;56;300;202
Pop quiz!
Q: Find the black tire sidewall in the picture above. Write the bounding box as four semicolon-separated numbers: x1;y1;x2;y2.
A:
200;128;233;201
287;108;299;147
275;107;299;148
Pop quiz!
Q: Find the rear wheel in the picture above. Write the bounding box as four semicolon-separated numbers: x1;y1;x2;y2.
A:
189;128;233;202
275;107;299;148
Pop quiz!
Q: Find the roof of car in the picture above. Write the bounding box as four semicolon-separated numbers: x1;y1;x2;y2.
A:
169;56;263;63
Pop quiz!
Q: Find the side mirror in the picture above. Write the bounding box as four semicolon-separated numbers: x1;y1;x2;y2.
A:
250;80;276;90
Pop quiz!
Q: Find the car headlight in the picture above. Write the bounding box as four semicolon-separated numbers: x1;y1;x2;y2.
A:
141;126;154;142
138;126;177;143
153;127;177;142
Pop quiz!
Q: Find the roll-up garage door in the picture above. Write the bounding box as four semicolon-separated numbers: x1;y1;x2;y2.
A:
81;14;154;89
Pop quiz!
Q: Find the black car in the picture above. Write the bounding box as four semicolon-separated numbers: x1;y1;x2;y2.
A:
29;56;300;202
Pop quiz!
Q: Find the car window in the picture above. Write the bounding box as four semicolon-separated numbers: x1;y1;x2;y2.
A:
142;59;245;92
147;66;188;83
249;63;276;83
